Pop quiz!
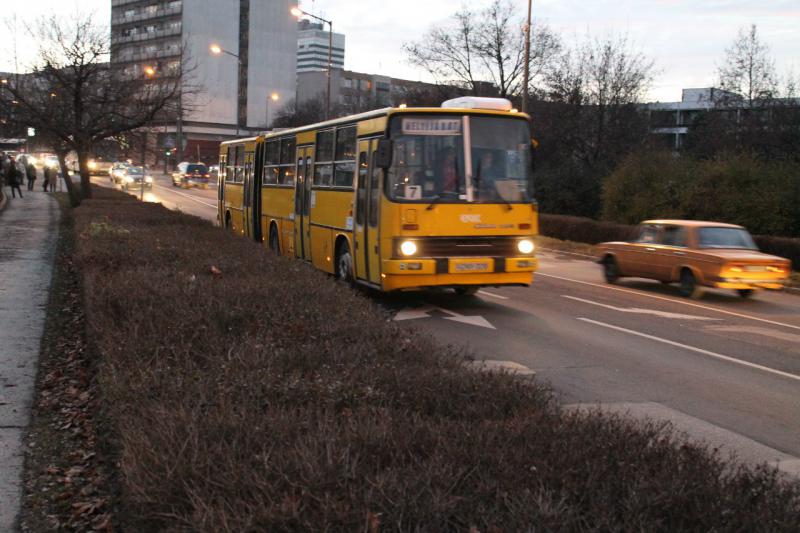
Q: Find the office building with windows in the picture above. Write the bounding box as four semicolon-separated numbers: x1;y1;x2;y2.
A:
110;0;297;165
296;19;345;74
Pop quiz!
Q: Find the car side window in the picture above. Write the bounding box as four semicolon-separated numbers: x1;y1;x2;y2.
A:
659;226;687;247
636;225;659;244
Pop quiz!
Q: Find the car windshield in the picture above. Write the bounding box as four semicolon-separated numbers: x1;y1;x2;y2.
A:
186;164;208;173
386;114;533;203
697;227;758;250
127;167;144;175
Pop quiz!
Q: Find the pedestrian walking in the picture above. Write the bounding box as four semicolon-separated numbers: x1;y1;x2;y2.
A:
25;159;37;191
42;165;51;192
7;157;24;198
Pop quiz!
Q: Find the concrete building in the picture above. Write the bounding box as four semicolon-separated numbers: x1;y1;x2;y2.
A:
297;20;345;74
110;0;297;165
646;88;741;150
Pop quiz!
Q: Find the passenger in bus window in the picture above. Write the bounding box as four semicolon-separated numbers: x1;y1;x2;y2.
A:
436;145;458;195
476;151;500;200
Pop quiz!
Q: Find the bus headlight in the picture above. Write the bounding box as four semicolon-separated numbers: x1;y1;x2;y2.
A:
400;240;417;256
518;239;535;254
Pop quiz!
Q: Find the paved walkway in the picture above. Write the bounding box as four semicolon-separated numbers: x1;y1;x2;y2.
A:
0;189;59;531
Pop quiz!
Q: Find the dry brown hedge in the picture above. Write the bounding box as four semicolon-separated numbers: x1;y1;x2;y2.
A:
74;188;800;531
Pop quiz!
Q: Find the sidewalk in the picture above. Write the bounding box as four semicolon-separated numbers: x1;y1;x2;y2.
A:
0;190;59;531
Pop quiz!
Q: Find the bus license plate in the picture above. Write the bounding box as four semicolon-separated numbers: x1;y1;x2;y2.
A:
455;261;489;272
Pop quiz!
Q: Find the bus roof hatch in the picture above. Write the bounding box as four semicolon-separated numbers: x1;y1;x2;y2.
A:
441;97;513;111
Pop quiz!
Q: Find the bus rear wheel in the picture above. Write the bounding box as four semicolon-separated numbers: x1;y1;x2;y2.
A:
268;226;280;254
336;242;354;285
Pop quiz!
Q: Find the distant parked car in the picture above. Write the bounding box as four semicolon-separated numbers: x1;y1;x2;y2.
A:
109;162;131;184
172;162;210;189
597;219;791;299
119;166;153;191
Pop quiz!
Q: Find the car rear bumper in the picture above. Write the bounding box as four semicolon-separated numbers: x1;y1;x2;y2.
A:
714;278;787;290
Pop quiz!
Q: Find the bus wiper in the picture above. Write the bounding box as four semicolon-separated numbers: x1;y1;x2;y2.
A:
496;190;513;211
425;195;441;210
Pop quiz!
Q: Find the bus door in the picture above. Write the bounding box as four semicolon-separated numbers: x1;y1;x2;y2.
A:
355;138;382;284
294;145;313;260
242;150;255;239
217;153;226;226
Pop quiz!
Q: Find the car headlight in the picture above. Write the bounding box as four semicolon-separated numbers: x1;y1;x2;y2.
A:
400;240;417;256
145;176;153;183
518;239;535;254
88;161;97;170
124;176;134;183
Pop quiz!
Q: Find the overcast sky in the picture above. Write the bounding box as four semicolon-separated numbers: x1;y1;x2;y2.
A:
1;0;797;102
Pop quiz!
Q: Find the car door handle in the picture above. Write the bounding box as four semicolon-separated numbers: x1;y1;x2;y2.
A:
645;247;657;252
673;251;685;256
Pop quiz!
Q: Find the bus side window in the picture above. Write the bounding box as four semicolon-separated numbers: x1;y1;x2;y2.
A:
356;151;367;226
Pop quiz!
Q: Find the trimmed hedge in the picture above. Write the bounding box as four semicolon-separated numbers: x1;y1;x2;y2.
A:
540;213;800;270
73;187;800;531
539;214;638;245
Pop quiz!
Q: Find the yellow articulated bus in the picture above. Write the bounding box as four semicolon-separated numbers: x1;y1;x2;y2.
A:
218;96;538;294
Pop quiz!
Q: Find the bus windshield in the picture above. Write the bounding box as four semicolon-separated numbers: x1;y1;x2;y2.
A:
386;114;533;204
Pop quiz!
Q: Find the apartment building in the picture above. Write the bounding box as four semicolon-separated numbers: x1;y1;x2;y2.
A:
297;19;345;74
110;0;297;165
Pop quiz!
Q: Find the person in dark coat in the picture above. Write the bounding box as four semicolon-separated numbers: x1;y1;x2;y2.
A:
42;165;51;192
25;159;37;190
7;157;23;198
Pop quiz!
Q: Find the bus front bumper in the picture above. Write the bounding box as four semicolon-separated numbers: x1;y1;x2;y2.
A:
381;257;537;291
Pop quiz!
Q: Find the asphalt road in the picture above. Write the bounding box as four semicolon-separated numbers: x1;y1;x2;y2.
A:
94;173;800;475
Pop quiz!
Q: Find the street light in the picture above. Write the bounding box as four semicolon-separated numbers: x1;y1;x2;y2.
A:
290;5;333;119
522;0;532;113
144;65;156;77
210;43;243;136
266;92;280;128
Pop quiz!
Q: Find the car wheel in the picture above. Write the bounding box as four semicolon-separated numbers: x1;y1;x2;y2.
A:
737;289;754;299
603;256;619;284
268;226;280;254
454;287;479;296
679;269;702;299
336;242;354;285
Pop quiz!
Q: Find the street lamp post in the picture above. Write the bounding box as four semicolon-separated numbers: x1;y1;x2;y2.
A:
266;92;279;128
522;0;532;113
291;6;333;120
210;43;243;136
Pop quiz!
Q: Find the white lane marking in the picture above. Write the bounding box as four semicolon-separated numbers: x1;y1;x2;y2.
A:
705;325;800;345
394;304;496;329
539;272;800;332
577;317;800;383
478;290;509;300
563;295;720;321
539;247;596;259
152;184;217;209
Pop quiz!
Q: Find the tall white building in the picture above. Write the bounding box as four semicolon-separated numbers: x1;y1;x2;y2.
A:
297;20;345;74
110;0;297;164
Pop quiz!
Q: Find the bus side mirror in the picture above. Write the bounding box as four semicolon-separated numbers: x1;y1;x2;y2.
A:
376;139;393;168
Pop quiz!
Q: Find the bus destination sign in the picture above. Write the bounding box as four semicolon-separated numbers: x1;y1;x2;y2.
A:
402;118;462;135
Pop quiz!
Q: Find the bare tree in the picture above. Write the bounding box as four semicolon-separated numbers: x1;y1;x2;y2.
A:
718;24;778;106
534;33;655;216
404;0;560;98
0;12;189;204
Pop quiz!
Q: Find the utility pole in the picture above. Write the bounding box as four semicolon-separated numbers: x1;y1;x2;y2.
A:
522;0;532;113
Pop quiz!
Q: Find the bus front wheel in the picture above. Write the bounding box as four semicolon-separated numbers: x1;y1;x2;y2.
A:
454;287;479;296
336;242;354;285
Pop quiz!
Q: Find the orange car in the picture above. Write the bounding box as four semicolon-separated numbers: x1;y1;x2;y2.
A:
598;220;791;298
